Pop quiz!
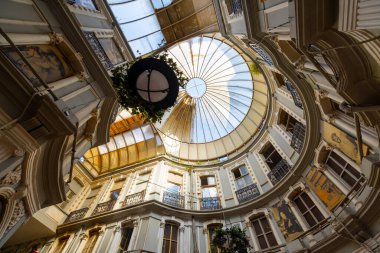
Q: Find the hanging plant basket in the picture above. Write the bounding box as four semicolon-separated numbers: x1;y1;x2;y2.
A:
111;52;188;123
212;226;252;253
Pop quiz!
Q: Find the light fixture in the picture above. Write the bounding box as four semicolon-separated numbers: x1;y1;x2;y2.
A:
127;58;179;110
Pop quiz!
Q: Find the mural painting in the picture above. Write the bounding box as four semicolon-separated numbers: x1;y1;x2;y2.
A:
1;45;73;85
271;200;303;242
305;167;345;211
322;122;368;164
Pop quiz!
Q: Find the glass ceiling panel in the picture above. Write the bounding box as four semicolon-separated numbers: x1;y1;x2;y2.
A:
107;0;167;56
156;36;254;144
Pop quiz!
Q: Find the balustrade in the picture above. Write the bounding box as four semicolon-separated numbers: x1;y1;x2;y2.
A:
235;183;260;203
267;160;290;185
92;199;116;215
121;190;146;207
163;191;185;208
65;207;88;223
291;122;305;153
200;197;222;210
285;80;303;109
83;32;113;70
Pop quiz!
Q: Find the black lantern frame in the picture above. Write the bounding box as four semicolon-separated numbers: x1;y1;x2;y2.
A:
127;58;179;111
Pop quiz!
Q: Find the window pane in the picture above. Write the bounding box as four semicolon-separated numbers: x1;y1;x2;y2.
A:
207;176;216;185
236;178;245;190
294;197;307;213
258;235;268;249
171;225;178;241
301;193;314;207
327;159;343;175
260;218;271;233
342;172;356;187
202;187;217;197
200;177;208;186
252;220;262;235
166;182;181;193
330;151;346;165
304;212;316;227
244;175;253;186
171;241;177;253
164;224;171;239
311;207;324;222
266;232;278;247
233;169;241;179
240;165;248;175
162;240;170;253
346;164;361;179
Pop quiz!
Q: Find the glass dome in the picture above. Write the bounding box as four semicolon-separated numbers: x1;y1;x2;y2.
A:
155;35;269;161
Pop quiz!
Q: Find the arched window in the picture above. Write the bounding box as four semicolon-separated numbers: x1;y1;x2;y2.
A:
82;229;100;253
207;223;222;253
293;191;324;228
162;222;179;253
251;214;278;250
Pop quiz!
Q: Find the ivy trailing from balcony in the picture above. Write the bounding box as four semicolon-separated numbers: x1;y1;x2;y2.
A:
212;226;252;253
111;52;188;123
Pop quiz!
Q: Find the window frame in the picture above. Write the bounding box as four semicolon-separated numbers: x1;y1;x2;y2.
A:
118;225;134;253
232;165;253;190
162;222;179;253
250;214;278;250
293;191;325;228
325;150;362;190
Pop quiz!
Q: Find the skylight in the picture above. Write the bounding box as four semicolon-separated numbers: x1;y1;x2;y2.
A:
107;0;173;56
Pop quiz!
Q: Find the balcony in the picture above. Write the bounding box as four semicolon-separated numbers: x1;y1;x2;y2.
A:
92;199;116;215
121;190;146;207
163;191;185;208
291;122;305;153
65;207;88;223
83;32;113;70
267;160;290;185
229;0;243;16
200;197;222;210
235;183;260;204
285;79;303;109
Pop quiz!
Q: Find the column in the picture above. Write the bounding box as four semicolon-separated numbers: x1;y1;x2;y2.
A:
107;225;122;253
74;233;88;253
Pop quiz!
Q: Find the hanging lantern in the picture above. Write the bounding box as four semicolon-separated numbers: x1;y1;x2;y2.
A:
127;58;179;111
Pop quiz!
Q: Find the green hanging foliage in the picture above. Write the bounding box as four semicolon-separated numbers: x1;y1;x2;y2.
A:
111;52;188;123
212;226;252;253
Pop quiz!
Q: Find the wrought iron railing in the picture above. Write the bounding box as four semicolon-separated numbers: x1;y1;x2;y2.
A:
200;197;222;210
92;199;116;215
285;79;303;109
267;160;290;185
249;43;274;66
65;207;88;223
230;0;243;16
291;122;305;153
121;190;146;207
83;32;113;70
163;191;185;208
235;183;260;203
